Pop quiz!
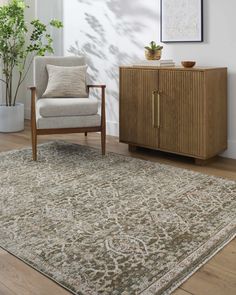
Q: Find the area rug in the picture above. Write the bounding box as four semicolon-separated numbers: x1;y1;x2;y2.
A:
0;142;235;295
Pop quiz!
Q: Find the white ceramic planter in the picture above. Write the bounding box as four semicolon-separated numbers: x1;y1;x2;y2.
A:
0;103;24;133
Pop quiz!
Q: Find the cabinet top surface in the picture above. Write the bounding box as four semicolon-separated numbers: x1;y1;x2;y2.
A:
120;66;227;71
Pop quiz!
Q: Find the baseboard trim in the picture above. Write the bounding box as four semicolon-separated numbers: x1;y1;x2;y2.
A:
106;120;119;137
221;140;236;159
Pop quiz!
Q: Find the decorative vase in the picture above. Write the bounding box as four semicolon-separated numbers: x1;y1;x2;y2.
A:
0;103;24;132
145;49;162;60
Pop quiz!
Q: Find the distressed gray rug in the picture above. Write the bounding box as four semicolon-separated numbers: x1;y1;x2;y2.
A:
0;142;235;295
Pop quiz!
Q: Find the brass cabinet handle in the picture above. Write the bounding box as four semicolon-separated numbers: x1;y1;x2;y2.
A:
157;91;161;128
152;90;161;128
152;90;157;128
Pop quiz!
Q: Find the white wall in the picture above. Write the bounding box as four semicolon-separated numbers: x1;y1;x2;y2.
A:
62;0;236;159
36;0;63;56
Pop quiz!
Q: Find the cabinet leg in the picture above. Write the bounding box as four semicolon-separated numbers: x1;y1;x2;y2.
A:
128;144;137;152
194;158;215;166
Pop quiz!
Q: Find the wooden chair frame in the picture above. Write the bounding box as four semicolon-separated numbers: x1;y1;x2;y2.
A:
29;85;106;161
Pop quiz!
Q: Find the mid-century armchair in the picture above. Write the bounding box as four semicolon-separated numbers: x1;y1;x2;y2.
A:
29;56;106;161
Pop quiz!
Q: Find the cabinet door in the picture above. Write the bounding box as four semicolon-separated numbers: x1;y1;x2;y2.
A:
120;68;160;148
159;70;205;157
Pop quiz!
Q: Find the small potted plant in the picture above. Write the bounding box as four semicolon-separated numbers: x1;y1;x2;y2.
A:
145;41;163;60
0;0;63;133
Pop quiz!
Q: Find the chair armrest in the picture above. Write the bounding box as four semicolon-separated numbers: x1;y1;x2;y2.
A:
28;86;37;108
87;84;106;129
28;86;36;91
28;86;37;127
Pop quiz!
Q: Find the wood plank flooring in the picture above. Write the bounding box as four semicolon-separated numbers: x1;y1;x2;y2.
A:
0;120;235;295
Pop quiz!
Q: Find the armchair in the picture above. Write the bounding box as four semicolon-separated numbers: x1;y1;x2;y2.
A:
29;56;106;161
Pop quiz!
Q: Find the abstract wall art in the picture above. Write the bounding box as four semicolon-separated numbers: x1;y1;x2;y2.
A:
161;0;203;42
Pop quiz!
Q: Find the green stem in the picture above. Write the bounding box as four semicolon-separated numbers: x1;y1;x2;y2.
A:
4;67;10;106
5;82;8;106
20;55;34;82
9;71;12;106
13;72;22;106
13;53;31;106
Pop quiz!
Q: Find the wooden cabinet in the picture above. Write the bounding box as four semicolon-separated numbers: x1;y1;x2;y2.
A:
119;66;227;161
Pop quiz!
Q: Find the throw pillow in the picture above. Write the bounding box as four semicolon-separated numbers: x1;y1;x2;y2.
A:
42;64;88;98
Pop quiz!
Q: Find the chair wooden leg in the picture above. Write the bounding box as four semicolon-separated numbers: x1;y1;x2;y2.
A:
85;132;87;136
101;129;106;155
32;127;37;161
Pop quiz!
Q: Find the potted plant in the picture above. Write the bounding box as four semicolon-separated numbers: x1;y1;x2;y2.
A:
0;0;62;132
145;41;163;60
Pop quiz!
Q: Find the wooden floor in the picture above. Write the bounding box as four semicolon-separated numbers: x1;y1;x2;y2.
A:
0;121;235;295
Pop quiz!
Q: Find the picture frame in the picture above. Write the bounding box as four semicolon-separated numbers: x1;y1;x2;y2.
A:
161;0;203;43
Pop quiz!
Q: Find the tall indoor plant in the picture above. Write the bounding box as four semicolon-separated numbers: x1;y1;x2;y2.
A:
0;0;62;132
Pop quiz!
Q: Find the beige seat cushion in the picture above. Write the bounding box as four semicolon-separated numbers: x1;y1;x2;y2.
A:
36;114;101;129
37;98;98;117
42;64;88;98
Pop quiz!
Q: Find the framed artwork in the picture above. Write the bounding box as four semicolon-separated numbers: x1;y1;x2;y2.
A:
161;0;203;43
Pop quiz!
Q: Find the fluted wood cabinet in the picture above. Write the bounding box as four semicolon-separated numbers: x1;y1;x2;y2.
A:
119;66;227;162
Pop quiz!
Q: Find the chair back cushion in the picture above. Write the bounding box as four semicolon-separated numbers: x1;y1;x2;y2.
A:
34;56;87;98
42;64;88;98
